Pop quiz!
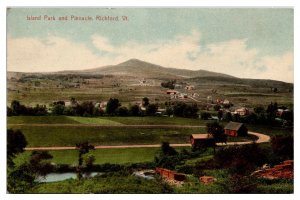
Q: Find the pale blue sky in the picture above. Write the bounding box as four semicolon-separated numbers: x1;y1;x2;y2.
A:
7;8;294;82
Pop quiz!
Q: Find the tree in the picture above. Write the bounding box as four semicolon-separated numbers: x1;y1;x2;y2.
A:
84;154;96;170
51;104;65;115
266;102;278;114
200;112;211;120
81;101;95;116
254;106;265;114
29;151;54;177
116;106;129;116
129;104;140;116
7;129;27;167
224;112;232;121
154;142;179;169
106;98;121;115
145;104;158;116
217;110;223;120
10;100;27;115
166;106;174;116
75;142;95;179
161;142;178;156
271;135;293;159
142;97;149;107
213;104;221;111
70;97;77;106
173;102;186;117
183;104;199;118
206;122;227;153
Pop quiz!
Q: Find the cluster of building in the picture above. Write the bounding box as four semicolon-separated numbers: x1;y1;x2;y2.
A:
190;121;248;147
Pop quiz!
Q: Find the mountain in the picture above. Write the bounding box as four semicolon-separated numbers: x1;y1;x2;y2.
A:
81;59;235;79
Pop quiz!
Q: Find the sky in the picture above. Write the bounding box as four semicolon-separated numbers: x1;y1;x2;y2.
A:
7;8;294;82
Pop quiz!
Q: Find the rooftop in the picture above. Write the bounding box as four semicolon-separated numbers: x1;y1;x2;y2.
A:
191;134;213;139
224;121;243;130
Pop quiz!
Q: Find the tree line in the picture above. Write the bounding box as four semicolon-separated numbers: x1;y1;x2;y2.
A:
7;98;199;118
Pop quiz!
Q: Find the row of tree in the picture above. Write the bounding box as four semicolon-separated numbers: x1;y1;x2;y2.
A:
8;98;200;118
7;100;47;116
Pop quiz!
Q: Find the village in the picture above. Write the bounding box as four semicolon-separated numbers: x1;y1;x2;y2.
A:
7;71;294;194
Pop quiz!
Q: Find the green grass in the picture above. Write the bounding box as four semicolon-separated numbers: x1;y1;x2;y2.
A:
29;173;173;194
68;116;123;125
8;116;205;126
256;180;294;193
7;125;203;147
7;116;80;124
14;147;163;166
175;169;229;194
247;124;293;137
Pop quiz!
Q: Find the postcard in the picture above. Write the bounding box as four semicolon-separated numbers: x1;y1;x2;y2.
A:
6;7;293;194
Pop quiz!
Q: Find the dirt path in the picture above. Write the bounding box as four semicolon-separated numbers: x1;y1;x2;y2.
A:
24;131;270;151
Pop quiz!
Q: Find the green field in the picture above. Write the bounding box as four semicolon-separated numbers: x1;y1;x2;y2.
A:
7;125;203;147
8;116;205;126
14;147;167;166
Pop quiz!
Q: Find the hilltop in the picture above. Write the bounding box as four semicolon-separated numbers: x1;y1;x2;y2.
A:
81;59;235;79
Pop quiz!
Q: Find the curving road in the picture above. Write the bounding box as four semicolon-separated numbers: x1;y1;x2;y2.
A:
24;131;270;151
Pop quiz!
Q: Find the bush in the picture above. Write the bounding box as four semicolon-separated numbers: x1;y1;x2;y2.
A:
271;135;293;159
145;104;158;116
214;143;268;175
176;165;194;174
129;105;141;116
222;175;258;193
116;106;129;116
200;112;211;120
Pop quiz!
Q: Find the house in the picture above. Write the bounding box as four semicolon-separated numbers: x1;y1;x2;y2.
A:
190;134;215;147
166;90;179;95
276;109;289;117
185;85;195;90
179;93;188;99
174;84;183;89
234;107;250;116
224;122;248;137
223;99;230;105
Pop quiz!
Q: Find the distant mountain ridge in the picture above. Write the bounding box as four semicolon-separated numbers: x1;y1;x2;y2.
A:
7;59;293;86
81;59;235;79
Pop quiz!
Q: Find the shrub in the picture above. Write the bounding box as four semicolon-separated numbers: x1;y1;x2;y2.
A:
200;112;211;120
271;135;293;159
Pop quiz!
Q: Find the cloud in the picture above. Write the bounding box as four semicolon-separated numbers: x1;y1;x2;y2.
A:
7;36;111;72
7;31;293;82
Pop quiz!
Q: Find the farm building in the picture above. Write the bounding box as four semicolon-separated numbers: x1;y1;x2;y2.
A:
234;107;250;116
190;134;215;147
185;85;195;90
174;84;183;89
224;122;248;137
276;108;290;117
155;167;186;181
166;90;179;95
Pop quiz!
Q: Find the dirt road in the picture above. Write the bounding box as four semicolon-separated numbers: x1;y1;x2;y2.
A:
24;131;270;151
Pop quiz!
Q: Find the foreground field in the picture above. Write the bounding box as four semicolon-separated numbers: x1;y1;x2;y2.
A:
7;116;206;126
28;169;293;194
8;116;292;148
7;125;203;147
14;147;170;165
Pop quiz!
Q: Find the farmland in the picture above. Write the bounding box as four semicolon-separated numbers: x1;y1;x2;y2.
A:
7;125;202;147
7;60;294;194
14;148;166;166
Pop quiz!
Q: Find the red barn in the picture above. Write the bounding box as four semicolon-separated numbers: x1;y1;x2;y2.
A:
224;122;248;137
